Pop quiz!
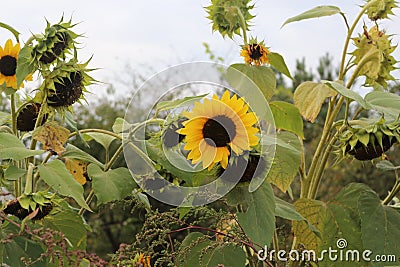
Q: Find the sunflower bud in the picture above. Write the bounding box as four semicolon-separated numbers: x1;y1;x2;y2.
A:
206;0;254;39
32;17;79;65
351;26;397;88
365;0;398;21
338;118;399;161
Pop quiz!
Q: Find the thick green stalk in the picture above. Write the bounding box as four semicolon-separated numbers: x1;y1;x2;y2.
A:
382;170;400;205
24;163;34;195
338;0;377;79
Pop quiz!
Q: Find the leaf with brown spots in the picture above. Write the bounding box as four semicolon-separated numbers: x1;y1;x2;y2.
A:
33;122;70;155
64;158;88;185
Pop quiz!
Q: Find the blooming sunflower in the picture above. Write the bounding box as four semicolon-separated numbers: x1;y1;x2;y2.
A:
0;39;32;89
178;90;259;170
241;41;270;66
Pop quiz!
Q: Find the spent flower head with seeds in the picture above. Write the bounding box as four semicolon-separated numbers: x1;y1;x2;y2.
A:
32;17;80;66
43;58;95;109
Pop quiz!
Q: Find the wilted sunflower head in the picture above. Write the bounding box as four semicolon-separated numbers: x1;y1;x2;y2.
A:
351;25;397;88
241;39;270;66
17;102;48;131
162;118;186;148
338;117;399;161
0;39;33;89
33;17;79;65
206;0;254;39
219;152;267;183
365;0;398;21
178;90;260;170
45;59;95;108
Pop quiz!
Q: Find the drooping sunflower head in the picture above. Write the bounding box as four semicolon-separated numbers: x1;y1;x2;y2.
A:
351;25;397;88
33;17;79;65
162;118;186;148
0;39;33;90
178;90;260;170
206;0;254;39
241;39;270;66
338;117;399;161
365;0;398;21
17;102;48;131
45;59;95;108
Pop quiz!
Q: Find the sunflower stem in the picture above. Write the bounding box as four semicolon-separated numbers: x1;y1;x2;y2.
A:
24;163;34;195
24;34;42;47
235;6;248;44
382;170;400;205
338;0;376;80
10;93;17;135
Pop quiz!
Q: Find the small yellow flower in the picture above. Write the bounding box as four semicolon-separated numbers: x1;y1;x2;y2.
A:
178;90;259;170
0;39;32;89
135;253;151;267
241;42;270;66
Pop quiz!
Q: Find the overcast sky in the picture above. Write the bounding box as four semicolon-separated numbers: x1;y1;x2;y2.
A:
0;1;399;95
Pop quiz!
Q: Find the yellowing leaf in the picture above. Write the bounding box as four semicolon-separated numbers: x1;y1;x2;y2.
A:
293;198;326;251
293;81;337;123
64;159;88;185
33;122;70;155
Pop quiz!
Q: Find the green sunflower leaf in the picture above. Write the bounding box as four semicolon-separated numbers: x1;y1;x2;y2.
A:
270;101;304;139
0;132;44;160
268;52;293;79
82;132;117;150
156;94;208;112
376;160;400;171
61;144;104;168
227;63;276;102
38;160;91;211
359;190;400;263
43;206;87;249
265;131;302;192
0;222;44;267
237;182;275;246
177;232;246;267
16;45;35;88
4;165;26;181
282;5;342;27
294;81;337;123
87;164;137;204
364;91;400;120
325;81;371;109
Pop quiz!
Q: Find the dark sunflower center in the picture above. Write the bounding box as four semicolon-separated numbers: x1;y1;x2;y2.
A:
249;44;262;60
202;115;236;147
0;55;17;76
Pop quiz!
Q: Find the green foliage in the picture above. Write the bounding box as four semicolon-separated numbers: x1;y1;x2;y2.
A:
38;160;91;211
0;132;44;160
227;63;276;101
87;164;137;204
236;182;276;246
282;5;342;27
270;101;304;138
